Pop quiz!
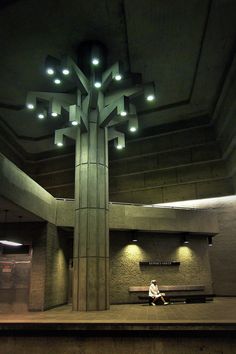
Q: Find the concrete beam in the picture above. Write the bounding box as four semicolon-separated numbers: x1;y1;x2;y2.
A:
108;203;219;234
0;154;219;235
0;153;56;223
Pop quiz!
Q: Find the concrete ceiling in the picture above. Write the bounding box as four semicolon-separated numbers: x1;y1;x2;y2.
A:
0;196;43;223
0;0;235;155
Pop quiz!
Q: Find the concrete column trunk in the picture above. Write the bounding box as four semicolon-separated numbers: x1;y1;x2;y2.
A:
72;109;109;311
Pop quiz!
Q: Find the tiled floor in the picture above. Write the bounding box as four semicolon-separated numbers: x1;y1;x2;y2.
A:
0;297;235;324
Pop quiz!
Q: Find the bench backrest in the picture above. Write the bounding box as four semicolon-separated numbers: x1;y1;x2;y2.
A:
129;285;205;292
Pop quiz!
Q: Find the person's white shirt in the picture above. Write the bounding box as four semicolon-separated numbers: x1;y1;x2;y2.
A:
149;282;161;298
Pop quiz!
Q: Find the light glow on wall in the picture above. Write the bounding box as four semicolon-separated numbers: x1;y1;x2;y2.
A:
123;244;144;261
177;245;193;260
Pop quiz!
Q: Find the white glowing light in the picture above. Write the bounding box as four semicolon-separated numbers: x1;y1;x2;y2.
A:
120;111;127;117
38;113;45;119
71;121;78;126
94;81;102;88
0;240;22;246
116;144;123;150
92;58;99;65
129;127;137;132
54;78;61;84
27;103;34;110
57;142;63;147
62;68;70;75
146;94;155;101
51;112;58;117
115;74;122;81
46;68;54;75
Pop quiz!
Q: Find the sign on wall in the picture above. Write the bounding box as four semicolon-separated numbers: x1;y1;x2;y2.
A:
0;261;14;273
139;261;180;266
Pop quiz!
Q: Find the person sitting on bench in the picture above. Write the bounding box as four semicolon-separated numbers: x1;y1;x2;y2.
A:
149;279;169;306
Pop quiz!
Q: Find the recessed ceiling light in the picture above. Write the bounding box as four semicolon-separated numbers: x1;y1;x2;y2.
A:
114;74;122;81
120;111;127;117
62;68;70;75
54;78;61;85
46;68;54;75
94;81;102;88
27;103;34;110
92;58;99;65
146;94;155;101
129;127;137;132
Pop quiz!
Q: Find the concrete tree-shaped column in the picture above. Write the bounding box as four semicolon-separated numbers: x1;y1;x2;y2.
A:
26;42;156;311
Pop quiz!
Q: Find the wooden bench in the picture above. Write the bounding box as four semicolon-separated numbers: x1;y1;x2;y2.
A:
129;285;214;304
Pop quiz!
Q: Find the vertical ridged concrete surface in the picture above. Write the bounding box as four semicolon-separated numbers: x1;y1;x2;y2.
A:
73;110;109;311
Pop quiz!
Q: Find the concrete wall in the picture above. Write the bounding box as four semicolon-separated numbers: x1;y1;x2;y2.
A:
109;125;233;204
44;224;70;309
21;124;233;203
109;203;218;234
29;223;47;311
0;222;70;311
160;196;236;296
29;222;70;311
110;231;212;304
1;333;235;354
0;222;47;311
213;57;236;194
0;153;56;223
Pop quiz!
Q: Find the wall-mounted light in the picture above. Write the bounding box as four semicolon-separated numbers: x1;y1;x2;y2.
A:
182;235;189;244
130;230;138;243
208;236;213;247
